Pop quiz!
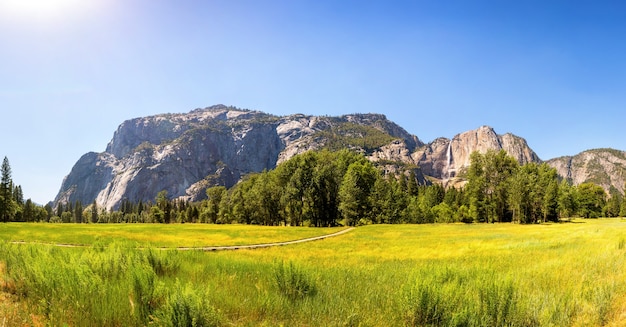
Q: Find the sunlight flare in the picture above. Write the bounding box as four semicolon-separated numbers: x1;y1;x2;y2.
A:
0;0;101;22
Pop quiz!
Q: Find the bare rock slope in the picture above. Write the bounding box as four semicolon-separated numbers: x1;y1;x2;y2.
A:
547;149;626;195
413;126;541;180
54;106;625;211
54;105;422;210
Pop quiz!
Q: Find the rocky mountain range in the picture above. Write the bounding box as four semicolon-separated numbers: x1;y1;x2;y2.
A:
54;105;625;210
547;149;626;195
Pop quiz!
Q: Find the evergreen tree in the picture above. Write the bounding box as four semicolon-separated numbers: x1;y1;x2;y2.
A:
56;203;64;218
22;199;35;222
44;203;53;222
370;175;392;224
398;173;408;193
66;201;73;214
91;200;98;223
13;185;23;205
164;201;172;224
407;170;419;197
0;156;15;222
74;200;83;223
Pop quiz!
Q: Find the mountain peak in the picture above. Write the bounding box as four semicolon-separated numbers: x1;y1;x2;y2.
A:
54;107;624;210
56;107;420;210
414;126;540;181
477;125;496;131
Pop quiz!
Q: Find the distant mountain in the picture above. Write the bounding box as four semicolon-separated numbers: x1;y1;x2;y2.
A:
547;148;626;195
412;125;541;182
53;105;625;210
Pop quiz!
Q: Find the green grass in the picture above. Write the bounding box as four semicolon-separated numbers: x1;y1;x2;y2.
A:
0;223;345;247
2;219;626;326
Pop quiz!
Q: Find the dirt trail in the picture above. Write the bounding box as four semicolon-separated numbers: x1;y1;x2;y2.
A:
174;227;355;251
10;227;356;251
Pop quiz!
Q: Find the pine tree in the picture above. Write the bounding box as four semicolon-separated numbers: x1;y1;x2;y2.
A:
56;203;64;218
23;199;35;222
407;170;419;197
0;157;15;222
13;185;23;205
74;200;83;223
91;200;98;223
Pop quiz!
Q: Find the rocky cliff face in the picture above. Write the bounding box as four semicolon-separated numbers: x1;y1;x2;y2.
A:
412;126;541;180
55;105;422;210
54;106;626;210
547;149;626;195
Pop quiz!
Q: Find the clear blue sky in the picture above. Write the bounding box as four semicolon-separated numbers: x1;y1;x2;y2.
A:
1;0;625;204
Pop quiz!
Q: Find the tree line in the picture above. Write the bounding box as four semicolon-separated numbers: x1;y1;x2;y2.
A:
0;157;50;223
2;150;625;225
193;149;622;226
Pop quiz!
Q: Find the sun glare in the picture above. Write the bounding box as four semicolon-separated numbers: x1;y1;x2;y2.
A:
0;0;101;23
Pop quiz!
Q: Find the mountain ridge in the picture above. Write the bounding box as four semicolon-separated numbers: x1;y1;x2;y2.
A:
55;106;424;210
53;105;624;210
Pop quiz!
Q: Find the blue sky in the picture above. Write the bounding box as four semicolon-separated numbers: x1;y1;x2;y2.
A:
1;0;625;204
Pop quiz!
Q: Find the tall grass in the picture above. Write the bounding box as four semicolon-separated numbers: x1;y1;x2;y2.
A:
1;219;626;326
0;241;222;326
273;260;318;301
404;266;537;326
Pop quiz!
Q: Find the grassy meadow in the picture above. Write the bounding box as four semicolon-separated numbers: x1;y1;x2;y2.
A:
0;223;345;248
1;219;626;326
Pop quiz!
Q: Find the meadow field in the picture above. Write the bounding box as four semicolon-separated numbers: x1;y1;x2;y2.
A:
1;220;626;326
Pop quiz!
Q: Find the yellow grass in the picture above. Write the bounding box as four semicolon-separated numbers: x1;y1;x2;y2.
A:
1;219;625;326
0;223;345;247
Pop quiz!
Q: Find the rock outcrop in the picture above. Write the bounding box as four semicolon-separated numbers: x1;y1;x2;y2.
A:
547;149;626;195
54;106;626;211
54;105;422;210
413;126;541;180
